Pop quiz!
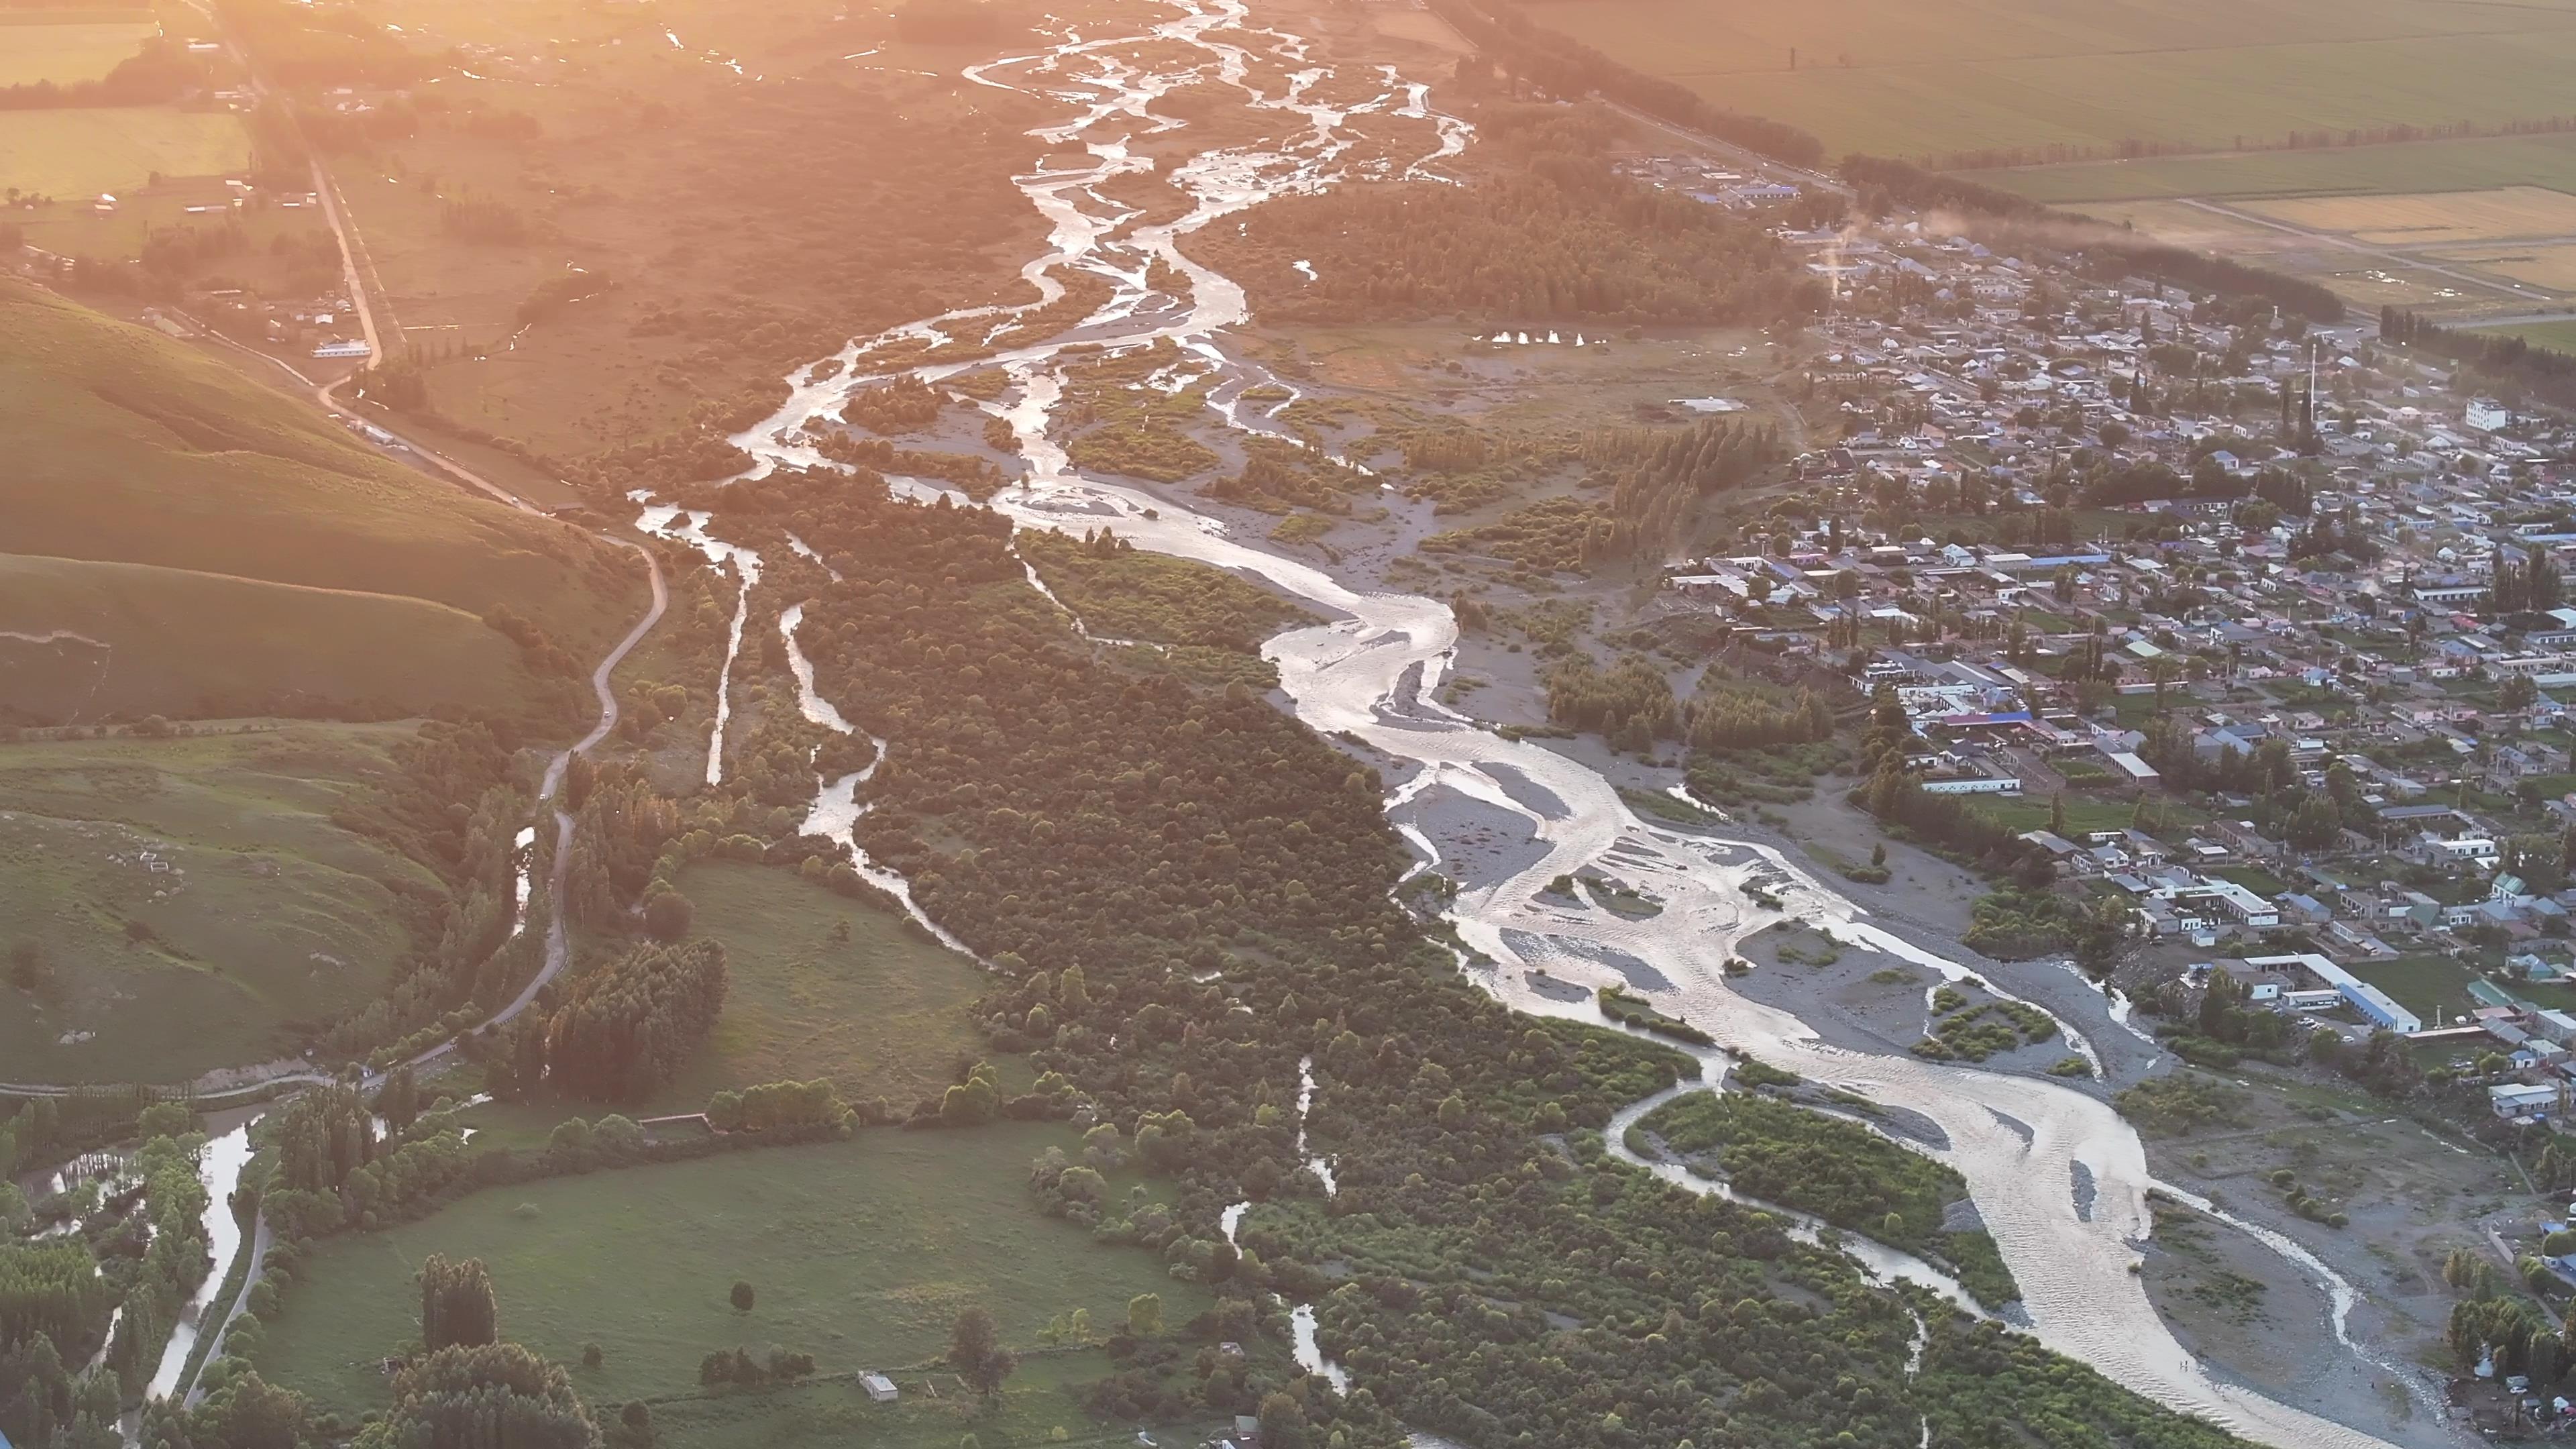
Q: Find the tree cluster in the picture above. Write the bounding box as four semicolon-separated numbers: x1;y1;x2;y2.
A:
541;940;730;1102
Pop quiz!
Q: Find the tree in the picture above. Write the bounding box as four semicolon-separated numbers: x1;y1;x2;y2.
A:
543;939;729;1102
940;1061;1002;1126
419;1255;498;1352
357;1342;595;1449
730;1281;755;1312
643;889;694;942
1127;1293;1163;1338
949;1305;1015;1399
1258;1391;1312;1449
375;1066;422;1136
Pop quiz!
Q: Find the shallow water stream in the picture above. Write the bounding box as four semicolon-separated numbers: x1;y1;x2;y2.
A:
706;5;2401;1442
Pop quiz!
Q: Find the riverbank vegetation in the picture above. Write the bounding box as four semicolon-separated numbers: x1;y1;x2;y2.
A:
1635;1090;2020;1310
596;464;2255;1449
1016;528;1318;655
1200;104;1825;327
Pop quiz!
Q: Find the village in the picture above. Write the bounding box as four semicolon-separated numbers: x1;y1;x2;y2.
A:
1611;182;2576;1108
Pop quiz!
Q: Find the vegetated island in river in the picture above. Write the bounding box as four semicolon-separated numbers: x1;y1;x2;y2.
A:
1630;1084;2022;1311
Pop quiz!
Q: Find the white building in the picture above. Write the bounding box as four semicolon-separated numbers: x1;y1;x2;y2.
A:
2491;1082;2559;1119
2244;953;2422;1034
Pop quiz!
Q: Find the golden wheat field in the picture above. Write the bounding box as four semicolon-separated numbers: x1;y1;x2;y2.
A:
2237;186;2576;244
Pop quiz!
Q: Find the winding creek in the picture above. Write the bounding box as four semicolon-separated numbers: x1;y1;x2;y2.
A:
635;2;2422;1443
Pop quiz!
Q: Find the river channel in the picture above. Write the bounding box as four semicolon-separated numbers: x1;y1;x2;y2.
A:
691;3;2410;1443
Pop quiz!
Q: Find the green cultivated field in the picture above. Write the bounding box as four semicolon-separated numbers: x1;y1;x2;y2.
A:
0;20;157;87
1529;0;2576;162
0;107;251;197
2471;318;2576;352
258;1124;1214;1417
1967;133;2576;204
0;722;437;1083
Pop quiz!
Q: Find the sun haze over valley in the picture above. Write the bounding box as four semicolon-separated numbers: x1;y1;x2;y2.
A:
7;0;2576;1447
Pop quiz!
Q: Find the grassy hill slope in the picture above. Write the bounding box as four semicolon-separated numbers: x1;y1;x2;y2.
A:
0;722;447;1083
0;281;644;724
0;553;552;725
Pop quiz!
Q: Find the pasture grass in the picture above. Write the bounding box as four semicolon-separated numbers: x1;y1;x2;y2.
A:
0;107;250;197
2212;865;2288;898
0;721;435;1084
256;1122;1215;1417
478;860;985;1126
1967;133;2576;204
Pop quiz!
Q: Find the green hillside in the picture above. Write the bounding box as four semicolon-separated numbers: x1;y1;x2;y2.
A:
0;554;556;726
0;281;643;725
0;722;445;1084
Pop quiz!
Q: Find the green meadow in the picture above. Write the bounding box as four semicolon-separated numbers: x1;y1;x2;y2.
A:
256;1124;1216;1417
0;722;437;1083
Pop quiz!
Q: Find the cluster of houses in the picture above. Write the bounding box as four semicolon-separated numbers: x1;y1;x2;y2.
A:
1649;217;2576;978
1622;153;1809;211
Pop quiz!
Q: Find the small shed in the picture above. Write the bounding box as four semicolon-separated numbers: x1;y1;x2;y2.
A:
860;1373;898;1404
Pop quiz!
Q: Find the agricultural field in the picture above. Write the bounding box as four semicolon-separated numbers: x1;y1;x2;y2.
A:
2237;186;2576;245
256;1122;1216;1418
2431;246;2576;293
1968;133;2576;205
0;106;251;199
0;17;158;87
2467;317;2576;351
0;721;439;1085
1528;0;2576;163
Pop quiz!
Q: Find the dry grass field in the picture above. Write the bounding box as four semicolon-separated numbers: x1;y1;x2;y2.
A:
0;107;250;197
2429;244;2576;291
0;19;158;87
2237;186;2576;245
1370;5;1470;54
